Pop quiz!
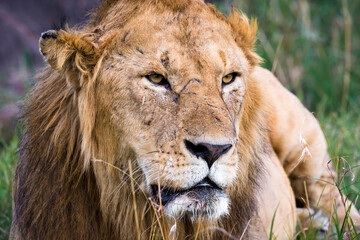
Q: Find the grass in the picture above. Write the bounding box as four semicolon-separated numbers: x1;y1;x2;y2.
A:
0;137;18;239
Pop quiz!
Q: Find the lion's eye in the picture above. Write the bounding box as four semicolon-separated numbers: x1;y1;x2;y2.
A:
146;74;171;89
222;73;237;86
147;74;164;84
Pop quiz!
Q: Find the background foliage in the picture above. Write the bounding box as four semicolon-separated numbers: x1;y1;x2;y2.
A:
0;0;359;239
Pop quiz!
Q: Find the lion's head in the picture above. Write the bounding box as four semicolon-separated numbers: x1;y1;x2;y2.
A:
13;0;267;238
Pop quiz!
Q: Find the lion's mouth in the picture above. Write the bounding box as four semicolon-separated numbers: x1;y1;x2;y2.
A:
150;177;230;220
151;177;223;206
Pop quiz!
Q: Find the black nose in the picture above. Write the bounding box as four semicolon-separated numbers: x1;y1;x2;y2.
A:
184;140;232;168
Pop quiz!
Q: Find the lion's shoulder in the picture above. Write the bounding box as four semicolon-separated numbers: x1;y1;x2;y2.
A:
251;66;326;173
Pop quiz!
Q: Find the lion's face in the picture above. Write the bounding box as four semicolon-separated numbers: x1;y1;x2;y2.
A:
93;6;255;221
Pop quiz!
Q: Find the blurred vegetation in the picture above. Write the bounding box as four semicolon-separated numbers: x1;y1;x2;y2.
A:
1;0;360;239
0;137;18;239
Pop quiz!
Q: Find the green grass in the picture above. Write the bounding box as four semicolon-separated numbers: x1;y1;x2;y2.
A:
319;111;360;210
0;137;18;239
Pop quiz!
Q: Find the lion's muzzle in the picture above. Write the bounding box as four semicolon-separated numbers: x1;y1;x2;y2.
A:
151;177;230;220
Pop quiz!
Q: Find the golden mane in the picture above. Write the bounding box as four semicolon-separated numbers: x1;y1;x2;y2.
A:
13;68;100;239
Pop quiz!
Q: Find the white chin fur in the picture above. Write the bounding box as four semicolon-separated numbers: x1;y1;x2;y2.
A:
163;190;230;221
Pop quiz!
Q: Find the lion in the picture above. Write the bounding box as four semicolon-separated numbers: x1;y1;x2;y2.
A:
10;0;360;239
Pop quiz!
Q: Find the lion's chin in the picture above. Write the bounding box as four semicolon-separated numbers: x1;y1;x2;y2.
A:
163;188;230;221
151;178;230;221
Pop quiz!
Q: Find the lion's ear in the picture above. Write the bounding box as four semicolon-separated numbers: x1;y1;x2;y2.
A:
39;29;99;90
227;9;262;66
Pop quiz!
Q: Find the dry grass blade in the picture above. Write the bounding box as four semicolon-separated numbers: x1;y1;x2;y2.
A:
271;36;283;74
207;226;240;240
129;160;141;240
239;218;252;240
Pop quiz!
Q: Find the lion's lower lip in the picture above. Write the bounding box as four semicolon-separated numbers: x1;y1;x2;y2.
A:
151;178;222;206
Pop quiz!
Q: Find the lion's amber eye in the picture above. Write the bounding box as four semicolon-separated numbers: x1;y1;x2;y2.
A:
145;73;171;90
147;74;164;84
222;73;237;86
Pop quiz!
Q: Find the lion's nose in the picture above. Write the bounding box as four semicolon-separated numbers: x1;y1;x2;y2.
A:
184;140;232;168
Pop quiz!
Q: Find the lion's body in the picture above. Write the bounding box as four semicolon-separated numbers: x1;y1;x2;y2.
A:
11;0;360;239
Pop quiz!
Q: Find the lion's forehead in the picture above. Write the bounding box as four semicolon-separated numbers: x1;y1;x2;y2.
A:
107;6;245;78
123;3;231;41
